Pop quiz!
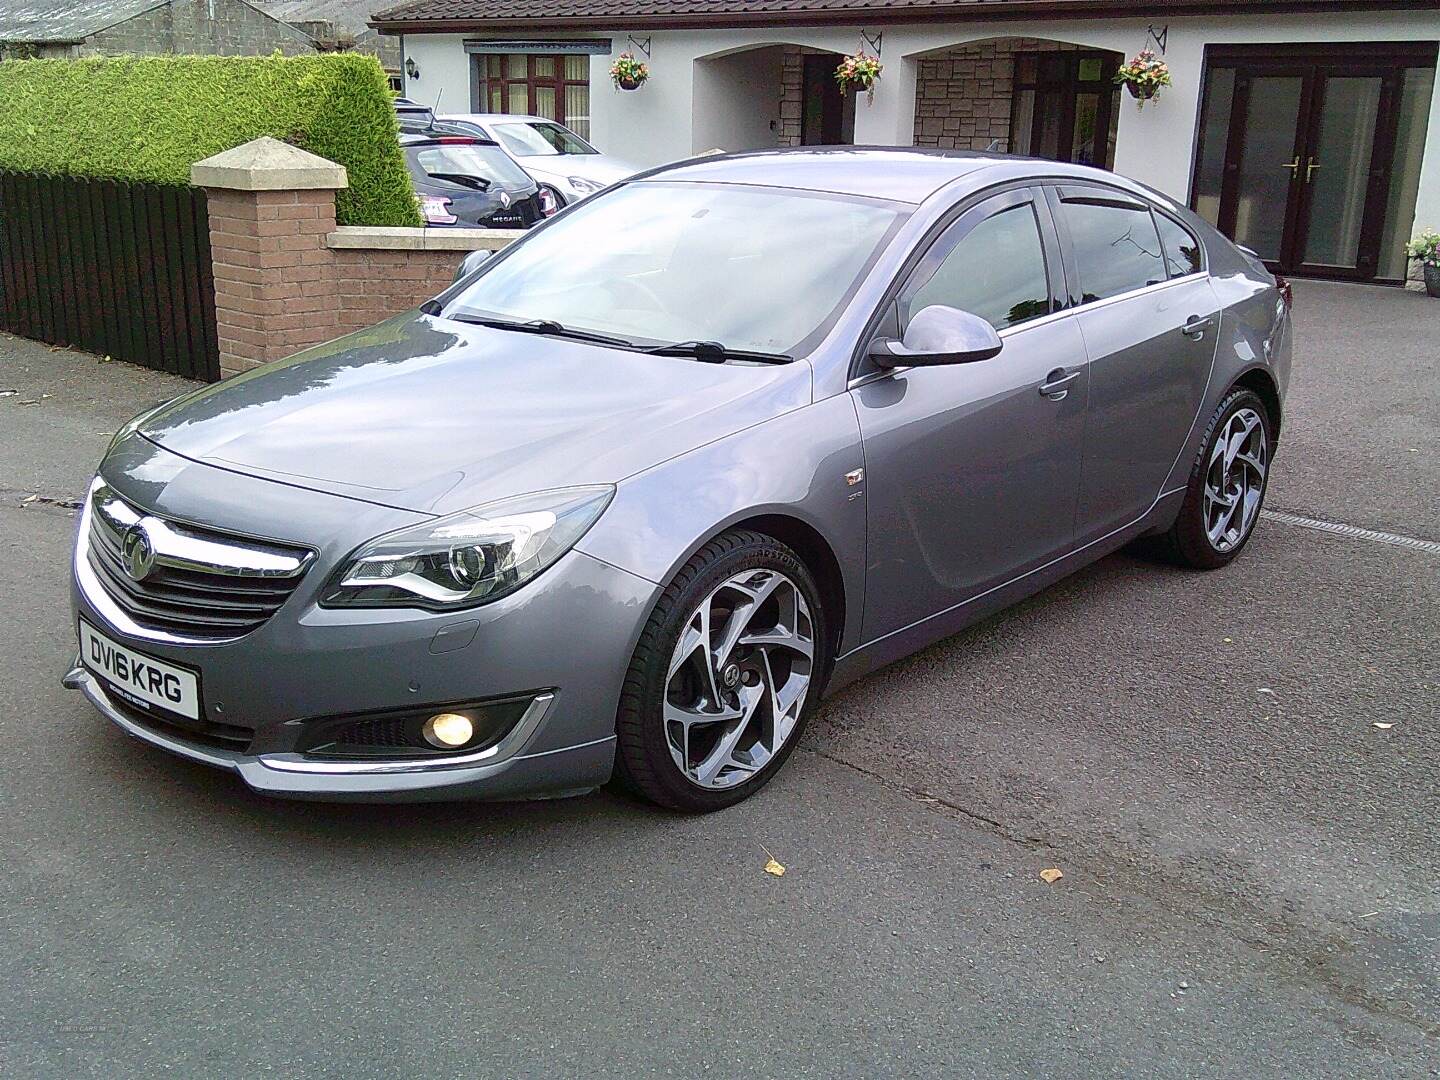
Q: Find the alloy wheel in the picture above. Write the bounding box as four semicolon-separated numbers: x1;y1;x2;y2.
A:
1203;407;1267;552
663;568;815;790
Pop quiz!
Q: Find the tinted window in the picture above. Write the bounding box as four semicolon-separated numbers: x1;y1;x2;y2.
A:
414;145;533;188
493;121;597;157
908;204;1051;330
1155;212;1203;278
1061;198;1166;302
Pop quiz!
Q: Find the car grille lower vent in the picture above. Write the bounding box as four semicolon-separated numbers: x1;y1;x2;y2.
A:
84;484;313;642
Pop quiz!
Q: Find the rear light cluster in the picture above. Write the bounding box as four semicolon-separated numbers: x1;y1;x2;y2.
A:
538;185;562;217
1274;273;1293;308
418;194;457;225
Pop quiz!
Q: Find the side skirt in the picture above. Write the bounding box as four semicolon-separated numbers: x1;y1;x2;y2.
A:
823;489;1185;696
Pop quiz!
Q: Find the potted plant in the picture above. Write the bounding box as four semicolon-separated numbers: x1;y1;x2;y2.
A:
835;52;883;103
1408;229;1440;297
610;52;649;92
1114;49;1172;107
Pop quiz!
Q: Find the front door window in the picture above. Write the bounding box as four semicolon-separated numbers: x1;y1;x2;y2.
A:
1009;52;1120;168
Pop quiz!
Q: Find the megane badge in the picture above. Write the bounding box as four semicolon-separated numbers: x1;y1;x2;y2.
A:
122;523;156;581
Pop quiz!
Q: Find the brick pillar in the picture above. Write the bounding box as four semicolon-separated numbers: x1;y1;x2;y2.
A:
191;137;348;379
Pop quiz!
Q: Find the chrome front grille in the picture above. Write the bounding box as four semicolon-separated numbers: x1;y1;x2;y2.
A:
82;482;313;642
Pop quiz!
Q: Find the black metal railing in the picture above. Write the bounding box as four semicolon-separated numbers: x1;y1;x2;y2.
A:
0;171;219;381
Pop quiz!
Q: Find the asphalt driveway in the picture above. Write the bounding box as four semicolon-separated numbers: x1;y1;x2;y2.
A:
0;280;1435;1077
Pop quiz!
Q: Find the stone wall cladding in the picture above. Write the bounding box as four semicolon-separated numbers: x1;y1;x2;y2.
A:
83;0;315;58
203;186;510;379
913;38;1078;152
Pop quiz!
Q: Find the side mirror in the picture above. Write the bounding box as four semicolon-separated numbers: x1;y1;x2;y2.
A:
869;305;1003;368
453;249;492;282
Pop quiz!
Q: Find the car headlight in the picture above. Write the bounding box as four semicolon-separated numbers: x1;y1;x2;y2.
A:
321;486;613;610
566;175;604;195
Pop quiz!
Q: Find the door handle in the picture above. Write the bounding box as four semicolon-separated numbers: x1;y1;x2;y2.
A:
1281;156;1301;175
1305;156;1321;183
1182;315;1215;339
1038;368;1080;400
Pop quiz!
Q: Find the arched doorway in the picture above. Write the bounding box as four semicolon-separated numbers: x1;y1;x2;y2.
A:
913;38;1123;168
691;44;854;156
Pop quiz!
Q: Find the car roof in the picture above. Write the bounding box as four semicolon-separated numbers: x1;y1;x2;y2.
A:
636;146;1149;206
399;131;484;146
440;113;562;126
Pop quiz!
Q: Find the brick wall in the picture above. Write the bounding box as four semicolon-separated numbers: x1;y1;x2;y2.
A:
913;38;1079;152
204;186;513;379
81;0;315;57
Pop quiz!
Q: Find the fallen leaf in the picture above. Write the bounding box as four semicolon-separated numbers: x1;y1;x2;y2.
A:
1257;687;1275;695
1373;722;1394;730
22;494;38;504
1039;868;1064;884
1222;637;1232;644
760;843;785;877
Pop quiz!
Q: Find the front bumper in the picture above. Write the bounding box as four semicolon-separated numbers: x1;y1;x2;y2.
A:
63;664;614;802
65;440;661;801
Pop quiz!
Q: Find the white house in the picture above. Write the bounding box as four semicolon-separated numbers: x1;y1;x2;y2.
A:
372;0;1440;285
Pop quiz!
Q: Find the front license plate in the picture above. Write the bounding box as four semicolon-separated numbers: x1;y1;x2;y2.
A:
79;619;200;720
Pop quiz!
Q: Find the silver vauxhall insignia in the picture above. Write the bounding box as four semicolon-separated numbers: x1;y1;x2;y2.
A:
65;149;1292;811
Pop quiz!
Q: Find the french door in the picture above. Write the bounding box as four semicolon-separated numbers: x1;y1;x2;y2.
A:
1196;45;1437;282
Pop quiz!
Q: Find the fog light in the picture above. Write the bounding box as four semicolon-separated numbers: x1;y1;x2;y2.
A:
422;712;475;749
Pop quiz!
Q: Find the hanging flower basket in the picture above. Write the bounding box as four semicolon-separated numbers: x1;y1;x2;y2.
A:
610;52;649;91
1114;49;1172;109
835;52;883;104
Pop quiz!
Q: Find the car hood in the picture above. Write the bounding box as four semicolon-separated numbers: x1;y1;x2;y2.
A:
523;155;638;188
139;312;811;516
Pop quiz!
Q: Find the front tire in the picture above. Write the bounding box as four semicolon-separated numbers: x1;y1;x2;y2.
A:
612;530;828;811
1163;387;1272;569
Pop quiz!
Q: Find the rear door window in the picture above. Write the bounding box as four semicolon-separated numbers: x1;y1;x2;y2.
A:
905;199;1053;331
1058;194;1166;302
1154;212;1204;278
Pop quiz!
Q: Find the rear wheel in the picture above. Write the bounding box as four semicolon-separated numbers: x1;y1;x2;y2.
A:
1163;387;1272;569
612;530;827;811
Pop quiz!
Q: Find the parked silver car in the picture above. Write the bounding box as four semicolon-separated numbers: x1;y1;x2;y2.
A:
65;149;1291;811
438;113;638;208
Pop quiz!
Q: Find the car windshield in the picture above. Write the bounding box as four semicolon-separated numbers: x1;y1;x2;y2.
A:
413;144;533;188
492;121;597;157
446;181;905;355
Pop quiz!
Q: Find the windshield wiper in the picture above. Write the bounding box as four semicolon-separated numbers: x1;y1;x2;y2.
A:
452;315;635;348
643;341;792;365
427;172;490;191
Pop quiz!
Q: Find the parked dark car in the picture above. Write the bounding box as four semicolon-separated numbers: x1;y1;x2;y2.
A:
400;132;544;229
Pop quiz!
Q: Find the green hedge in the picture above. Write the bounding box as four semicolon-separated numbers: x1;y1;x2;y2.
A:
0;53;421;227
